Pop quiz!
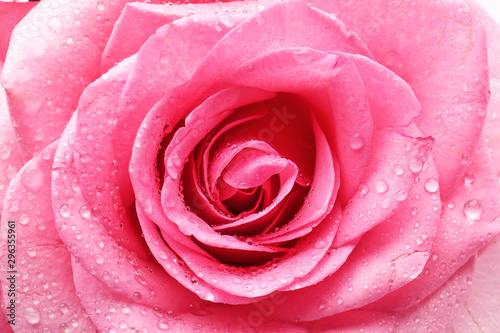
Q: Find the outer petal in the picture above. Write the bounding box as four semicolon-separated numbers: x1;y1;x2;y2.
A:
1;0;156;159
0;1;37;63
0;142;94;331
394;259;475;332
0;79;23;333
309;0;490;198
374;142;500;310
451;236;500;332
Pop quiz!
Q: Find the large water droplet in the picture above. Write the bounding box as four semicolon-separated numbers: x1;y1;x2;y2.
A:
408;158;423;173
24;307;41;324
375;180;388;194
204;292;215;301
349;134;365;150
463;200;482;220
59;204;71;218
393;164;404;176
424;178;439;193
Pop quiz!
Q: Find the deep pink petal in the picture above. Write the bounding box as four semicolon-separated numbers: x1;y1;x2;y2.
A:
111;13;246;208
309;0;490;198
260;149;441;321
180;0;373;110
0;142;94;330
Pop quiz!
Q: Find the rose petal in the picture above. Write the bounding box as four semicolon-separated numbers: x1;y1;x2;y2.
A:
375;141;500;310
309;0;490;198
100;1;273;73
394;259;475;332
180;0;374;109
0;1;37;63
0;142;94;330
451;236;500;332
334;131;435;246
465;0;500;173
53;113;202;314
262;147;441;321
1;0;154;159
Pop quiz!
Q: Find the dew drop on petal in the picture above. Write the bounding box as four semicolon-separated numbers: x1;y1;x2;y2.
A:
349;134;364;150
375;180;388;194
424;178;439;193
59;204;70;218
408;158;423;173
463;200;482;220
205;292;215;301
393;164;404;176
24;307;41;324
394;190;408;201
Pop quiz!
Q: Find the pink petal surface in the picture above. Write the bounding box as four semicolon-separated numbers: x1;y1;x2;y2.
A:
334;131;435;246
394;259;475;332
0;80;23;333
451;236;500;332
100;1;274;74
0;2;37;63
1;0;148;159
260;148;441;321
0;142;94;331
374;141;500;310
309;0;490;198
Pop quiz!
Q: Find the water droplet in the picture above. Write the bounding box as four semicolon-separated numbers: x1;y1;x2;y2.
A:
19;214;30;225
360;185;369;196
463;172;474;187
393;164;404;176
394;190;408;201
424;178;439;193
375;180;388;194
408;158;423;173
204;292;215;301
132;292;142;301
95;255;104;264
24;307;41;324
243;284;254;292
79;205;91;219
349;134;365;150
158;319;169;330
463;200;482;220
59;204;70;218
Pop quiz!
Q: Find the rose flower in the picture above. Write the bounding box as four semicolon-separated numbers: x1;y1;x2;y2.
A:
0;0;499;331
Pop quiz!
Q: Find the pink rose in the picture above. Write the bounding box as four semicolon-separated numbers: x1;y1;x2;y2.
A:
1;0;499;331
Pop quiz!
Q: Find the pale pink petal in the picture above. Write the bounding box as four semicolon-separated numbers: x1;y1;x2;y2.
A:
0;142;94;330
395;259;475;332
0;83;23;218
375;141;500;310
465;0;500;173
451;236;500;332
100;1;273;74
309;0;489;198
0;84;23;332
334;131;435;246
1;0;156;159
0;1;37;63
